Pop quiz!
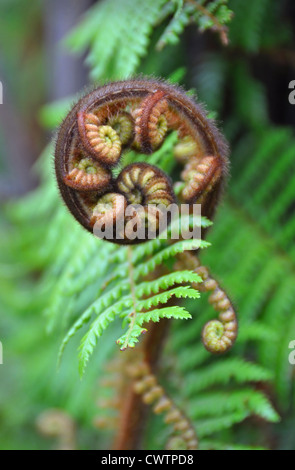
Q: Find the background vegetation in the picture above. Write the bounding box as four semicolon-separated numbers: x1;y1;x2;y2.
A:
0;0;295;450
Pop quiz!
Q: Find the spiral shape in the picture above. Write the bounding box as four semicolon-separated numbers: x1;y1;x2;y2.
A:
174;135;203;164
181;155;222;204
115;163;174;240
117;163;175;207
109;112;135;147
134;90;169;153
175;252;238;354
36;410;76;450
55;78;228;241
78;112;122;167
64;154;112;191
90;192;127;228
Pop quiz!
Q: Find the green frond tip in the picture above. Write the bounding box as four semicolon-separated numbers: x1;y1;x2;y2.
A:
58;233;208;373
197;410;249;438
57;280;130;367
117;306;192;351
116;325;147;351
78;299;132;377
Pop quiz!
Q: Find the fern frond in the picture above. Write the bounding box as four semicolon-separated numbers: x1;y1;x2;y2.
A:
185;359;273;395
189;389;279;422
228;0;288;52
134;287;199;313
58;281;131;365
134;239;210;278
116;325;148;350
137;306;192;324
200;441;266;450
66;0;166;81
117;306;192;351
157;0;233;50
59;233;207;372
78;298;133;376
196;411;249;438
135;270;202;297
156;1;194;50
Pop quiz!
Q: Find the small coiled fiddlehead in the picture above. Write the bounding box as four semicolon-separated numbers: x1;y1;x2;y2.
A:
175;252;238;353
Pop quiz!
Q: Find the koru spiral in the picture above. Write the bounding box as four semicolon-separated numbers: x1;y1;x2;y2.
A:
55;78;237;354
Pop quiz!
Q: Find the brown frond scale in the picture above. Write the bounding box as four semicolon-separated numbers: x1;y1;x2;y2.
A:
181;155;223;203
174;135;204;164
165;108;190;138
115;163;175;241
134;90;169;153
175;252;238;354
117;163;175;207
78;112;122;167
75;191;104;219
63;154;112;191
90;192;127;228
127;360;198;450
108;112;135;147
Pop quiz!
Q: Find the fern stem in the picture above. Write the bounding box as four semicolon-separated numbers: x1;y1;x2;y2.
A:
113;319;170;450
122;246;138;350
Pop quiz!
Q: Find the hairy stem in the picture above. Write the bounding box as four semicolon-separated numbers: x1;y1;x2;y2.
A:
122;246;138;350
113;319;170;450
